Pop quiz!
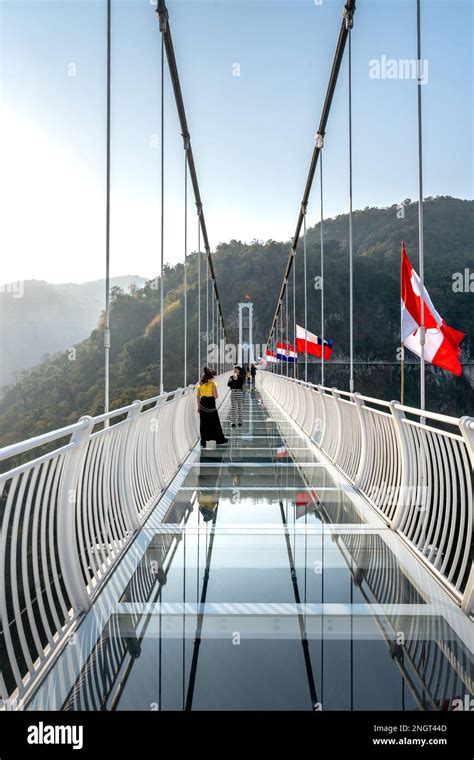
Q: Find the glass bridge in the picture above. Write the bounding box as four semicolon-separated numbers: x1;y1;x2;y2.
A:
27;386;473;712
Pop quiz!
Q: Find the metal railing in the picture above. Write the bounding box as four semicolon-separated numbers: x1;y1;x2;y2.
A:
0;374;229;707
258;371;474;617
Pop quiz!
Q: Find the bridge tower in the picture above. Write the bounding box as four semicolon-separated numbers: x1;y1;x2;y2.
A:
238;302;254;366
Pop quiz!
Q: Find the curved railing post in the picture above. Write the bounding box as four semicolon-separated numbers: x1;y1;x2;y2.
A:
352;392;368;489
121;400;143;531
389;401;411;532
57;416;95;614
313;385;326;445
459;417;474;616
331;388;343;462
461;564;474;617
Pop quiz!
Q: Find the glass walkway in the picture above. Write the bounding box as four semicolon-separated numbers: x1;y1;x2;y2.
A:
29;386;473;712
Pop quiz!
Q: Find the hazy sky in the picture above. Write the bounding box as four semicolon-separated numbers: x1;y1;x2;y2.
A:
0;0;472;286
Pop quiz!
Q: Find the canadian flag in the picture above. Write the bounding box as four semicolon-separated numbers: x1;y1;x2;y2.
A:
401;242;465;376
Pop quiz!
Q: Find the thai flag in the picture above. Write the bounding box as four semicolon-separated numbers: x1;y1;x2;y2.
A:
296;325;333;359
276;342;297;363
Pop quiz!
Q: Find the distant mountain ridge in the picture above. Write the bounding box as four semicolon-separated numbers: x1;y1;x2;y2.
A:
0;275;146;387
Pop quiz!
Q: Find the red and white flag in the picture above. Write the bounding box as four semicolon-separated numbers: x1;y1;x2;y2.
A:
401;242;465;376
296;324;333;359
265;350;278;363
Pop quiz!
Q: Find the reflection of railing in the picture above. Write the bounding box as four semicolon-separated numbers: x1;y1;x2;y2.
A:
63;503;192;711
333;530;472;710
0;375;229;707
258;372;474;615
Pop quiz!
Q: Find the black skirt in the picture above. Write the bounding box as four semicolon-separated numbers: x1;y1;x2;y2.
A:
199;396;226;443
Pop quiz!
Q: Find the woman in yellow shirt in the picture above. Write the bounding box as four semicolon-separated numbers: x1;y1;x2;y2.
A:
197;367;228;448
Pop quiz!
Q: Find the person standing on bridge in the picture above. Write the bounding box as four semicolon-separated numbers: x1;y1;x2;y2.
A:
227;365;244;427
250;362;257;388
197;368;228;448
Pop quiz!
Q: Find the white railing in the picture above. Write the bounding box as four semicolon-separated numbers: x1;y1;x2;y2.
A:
258;371;474;617
0;374;229;707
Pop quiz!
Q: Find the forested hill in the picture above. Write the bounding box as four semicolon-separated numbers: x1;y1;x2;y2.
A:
1;196;473;445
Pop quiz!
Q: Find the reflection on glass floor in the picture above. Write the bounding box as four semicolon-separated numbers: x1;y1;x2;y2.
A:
46;389;472;712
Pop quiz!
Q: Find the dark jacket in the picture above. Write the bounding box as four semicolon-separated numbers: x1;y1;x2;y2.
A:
228;374;244;390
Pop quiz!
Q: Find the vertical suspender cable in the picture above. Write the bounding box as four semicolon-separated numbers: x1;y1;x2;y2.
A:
279;307;283;375
416;0;426;412
159;35;165;394
206;257;209;369
184;148;188;387
197;218;201;379
212;291;215;371
285;284;289;377
293;253;296;379
348;30;354;394
104;0;111;421
303;212;308;383
320;146;325;387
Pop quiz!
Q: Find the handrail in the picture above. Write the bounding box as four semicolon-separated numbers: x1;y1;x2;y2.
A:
258;371;474;617
0;374;229;709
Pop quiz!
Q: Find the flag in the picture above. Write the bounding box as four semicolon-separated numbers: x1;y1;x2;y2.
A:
276;342;297;363
265;350;278;363
292;490;320;519
296;324;333;359
401;242;465;377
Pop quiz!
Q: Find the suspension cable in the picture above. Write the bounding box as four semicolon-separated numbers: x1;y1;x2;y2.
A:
303;211;307;383
417;0;426;412
184;146;188;387
159;32;165;394
206;257;209;369
293;253;296;379
285;283;289;377
265;0;356;352
156;0;228;347
197;214;201;378
104;0;111;421
348;29;354;393
319;143;325;387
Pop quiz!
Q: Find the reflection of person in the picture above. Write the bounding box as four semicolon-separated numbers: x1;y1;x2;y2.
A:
197;367;228;448
227;366;244;427
197;493;219;521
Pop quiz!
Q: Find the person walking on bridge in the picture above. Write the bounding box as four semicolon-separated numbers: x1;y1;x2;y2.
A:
228;365;244;427
197;367;228;448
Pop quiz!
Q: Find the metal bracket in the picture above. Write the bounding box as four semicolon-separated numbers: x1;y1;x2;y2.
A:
343;3;355;30
156;1;168;33
183;134;191;151
316;133;324;149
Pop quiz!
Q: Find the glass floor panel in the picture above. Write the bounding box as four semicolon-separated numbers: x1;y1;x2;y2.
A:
33;387;473;713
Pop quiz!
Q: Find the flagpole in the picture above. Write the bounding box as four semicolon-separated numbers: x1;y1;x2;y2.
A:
416;0;426;413
400;255;405;406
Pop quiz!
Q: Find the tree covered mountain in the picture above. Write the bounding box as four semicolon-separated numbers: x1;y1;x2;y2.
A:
0;275;146;387
1;196;472;446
